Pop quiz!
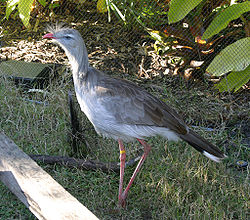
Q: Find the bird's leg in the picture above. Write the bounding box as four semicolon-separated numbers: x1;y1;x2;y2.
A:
120;139;151;207
118;139;126;205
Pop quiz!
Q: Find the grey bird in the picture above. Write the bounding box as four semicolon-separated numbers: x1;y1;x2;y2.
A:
43;26;226;207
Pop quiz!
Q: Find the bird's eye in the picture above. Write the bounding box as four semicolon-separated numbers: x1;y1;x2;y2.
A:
65;35;71;40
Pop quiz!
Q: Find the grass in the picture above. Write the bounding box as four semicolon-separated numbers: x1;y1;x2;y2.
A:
0;74;249;220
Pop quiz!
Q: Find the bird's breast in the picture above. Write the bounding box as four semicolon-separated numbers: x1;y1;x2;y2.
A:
74;87;114;127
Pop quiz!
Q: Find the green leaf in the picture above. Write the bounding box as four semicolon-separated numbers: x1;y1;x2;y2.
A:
18;0;34;28
97;0;107;13
215;65;250;92
110;2;125;22
6;0;19;19
105;0;111;22
206;37;250;76
38;0;46;7
202;2;250;40
168;0;203;24
49;2;60;9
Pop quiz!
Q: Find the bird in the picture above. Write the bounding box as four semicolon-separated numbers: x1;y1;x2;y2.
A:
43;25;226;207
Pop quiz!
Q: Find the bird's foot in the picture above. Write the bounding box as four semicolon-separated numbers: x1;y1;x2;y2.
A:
118;193;127;208
118;198;126;208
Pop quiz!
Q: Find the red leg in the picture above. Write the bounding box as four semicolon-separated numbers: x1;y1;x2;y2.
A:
118;139;126;205
119;138;151;207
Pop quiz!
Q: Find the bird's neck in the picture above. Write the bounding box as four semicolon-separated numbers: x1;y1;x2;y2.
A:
66;43;89;83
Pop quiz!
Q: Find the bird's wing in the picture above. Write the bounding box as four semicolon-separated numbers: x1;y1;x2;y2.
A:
96;75;188;135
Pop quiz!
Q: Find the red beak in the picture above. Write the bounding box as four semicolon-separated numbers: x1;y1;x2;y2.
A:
43;33;56;39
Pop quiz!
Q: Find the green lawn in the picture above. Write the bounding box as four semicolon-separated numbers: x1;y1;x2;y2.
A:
0;75;248;219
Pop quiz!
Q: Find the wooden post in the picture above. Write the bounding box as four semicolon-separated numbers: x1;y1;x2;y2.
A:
0;132;99;220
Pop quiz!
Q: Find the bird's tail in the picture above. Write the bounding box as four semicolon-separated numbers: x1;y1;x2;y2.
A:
179;129;226;162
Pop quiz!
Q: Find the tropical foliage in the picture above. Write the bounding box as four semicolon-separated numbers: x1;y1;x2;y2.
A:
4;0;59;28
3;0;250;92
165;0;250;92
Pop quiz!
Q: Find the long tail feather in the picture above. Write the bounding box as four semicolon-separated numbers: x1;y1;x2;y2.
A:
180;129;226;162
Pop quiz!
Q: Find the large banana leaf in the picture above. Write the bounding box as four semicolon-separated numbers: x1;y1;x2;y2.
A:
168;0;202;24
206;37;250;76
202;2;250;40
215;65;250;92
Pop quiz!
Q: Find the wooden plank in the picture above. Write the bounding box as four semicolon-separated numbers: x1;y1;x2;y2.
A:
0;132;99;220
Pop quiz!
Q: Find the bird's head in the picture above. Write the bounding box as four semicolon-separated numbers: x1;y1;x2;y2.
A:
43;28;83;51
43;25;89;72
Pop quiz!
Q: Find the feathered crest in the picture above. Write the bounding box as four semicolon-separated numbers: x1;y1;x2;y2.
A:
45;22;71;33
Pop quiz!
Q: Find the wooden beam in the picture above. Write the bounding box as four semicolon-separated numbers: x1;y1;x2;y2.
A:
0;132;99;220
